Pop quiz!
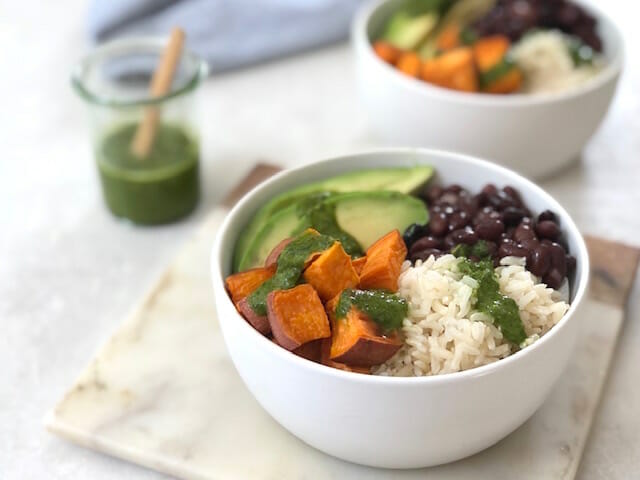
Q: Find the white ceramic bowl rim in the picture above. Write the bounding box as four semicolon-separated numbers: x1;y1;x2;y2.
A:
213;148;590;387
352;0;624;107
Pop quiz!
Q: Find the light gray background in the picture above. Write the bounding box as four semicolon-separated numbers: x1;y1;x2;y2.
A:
2;0;639;478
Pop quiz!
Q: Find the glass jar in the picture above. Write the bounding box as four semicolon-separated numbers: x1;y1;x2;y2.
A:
72;37;208;225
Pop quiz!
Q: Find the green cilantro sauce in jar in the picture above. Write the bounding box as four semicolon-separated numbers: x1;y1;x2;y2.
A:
97;122;200;224
72;36;208;225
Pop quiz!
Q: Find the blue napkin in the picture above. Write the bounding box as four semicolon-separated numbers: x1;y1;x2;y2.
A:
88;0;364;73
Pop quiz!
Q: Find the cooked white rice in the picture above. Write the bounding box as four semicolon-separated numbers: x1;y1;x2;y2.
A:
510;30;602;94
373;254;569;377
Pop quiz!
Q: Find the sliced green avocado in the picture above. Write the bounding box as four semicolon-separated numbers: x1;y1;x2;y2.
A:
327;191;428;251
238;191;429;271
233;166;433;271
383;12;439;50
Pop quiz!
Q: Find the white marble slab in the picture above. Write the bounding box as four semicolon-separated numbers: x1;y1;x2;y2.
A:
46;207;626;480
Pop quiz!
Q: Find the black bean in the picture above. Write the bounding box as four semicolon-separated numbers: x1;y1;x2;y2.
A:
425;186;443;203
430;212;448;236
537;209;558;224
520;216;534;225
475;219;505;241
448;211;470;231
502;206;527;226
535;220;560;240
502;186;523;206
528;244;551;277
485;241;498;258
566;254;577;272
519;237;540;250
548;242;567;277
482;184;498;196
409;236;442;255
439;192;460;206
410;248;442;263
449;227;478;246
403;223;428;248
475;192;489;207
430;204;443;214
498;241;529;259
543;268;564;290
444;205;457;215
513;223;536;243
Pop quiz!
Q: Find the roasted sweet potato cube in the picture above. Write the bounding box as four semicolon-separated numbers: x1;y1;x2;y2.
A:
303;242;359;301
225;267;275;304
264;237;293;269
372;40;402;65
396;52;422;78
436;23;461;51
267;284;331;351
473;35;510;72
421;47;478;92
320;338;371;374
327;304;401;367
358;230;407;292
483;67;523;94
237;297;271;336
351;256;367;276
293;339;323;363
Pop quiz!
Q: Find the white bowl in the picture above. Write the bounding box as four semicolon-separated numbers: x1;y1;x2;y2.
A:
352;0;623;179
211;149;590;468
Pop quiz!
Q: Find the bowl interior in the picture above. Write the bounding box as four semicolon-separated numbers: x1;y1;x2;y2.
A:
357;0;623;101
215;150;589;345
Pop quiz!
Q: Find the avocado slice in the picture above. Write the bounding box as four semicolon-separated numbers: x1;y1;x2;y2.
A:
327;191;428;251
383;12;439;50
233;166;433;271
237;191;428;271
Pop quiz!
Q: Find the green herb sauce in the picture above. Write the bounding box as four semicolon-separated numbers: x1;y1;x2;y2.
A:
479;57;517;89
97;122;200;225
247;230;335;316
457;257;527;345
451;240;491;259
294;192;364;258
335;289;407;333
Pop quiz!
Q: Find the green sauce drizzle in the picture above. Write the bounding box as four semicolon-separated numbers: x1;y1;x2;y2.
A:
294;192;364;258
457;257;526;345
335;289;407;333
451;240;491;259
247;230;335;316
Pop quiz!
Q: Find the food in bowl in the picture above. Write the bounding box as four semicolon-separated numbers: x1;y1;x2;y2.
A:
224;166;576;377
371;0;603;94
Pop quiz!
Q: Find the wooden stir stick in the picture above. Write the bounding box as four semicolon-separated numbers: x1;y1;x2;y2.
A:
130;27;185;159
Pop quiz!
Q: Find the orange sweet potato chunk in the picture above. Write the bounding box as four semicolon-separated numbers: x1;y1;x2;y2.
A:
225;267;275;304
358;230;407;292
372;40;402;65
293;339;323;363
436;23;461;51
267;284;331;351
237;297;271;335
473;35;510;72
320;338;371;374
351;256;367;276
327;303;401;367
396;52;422;78
303;242;359;302
483;67;523;94
421;47;478;92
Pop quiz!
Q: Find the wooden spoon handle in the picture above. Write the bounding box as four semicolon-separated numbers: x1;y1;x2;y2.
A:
130;28;185;159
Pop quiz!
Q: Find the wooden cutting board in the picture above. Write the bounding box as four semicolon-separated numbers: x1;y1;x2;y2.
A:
46;165;640;480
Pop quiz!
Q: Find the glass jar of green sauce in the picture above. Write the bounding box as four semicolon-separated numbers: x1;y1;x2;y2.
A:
72;37;208;225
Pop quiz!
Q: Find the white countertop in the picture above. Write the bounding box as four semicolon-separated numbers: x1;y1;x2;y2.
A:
1;1;639;478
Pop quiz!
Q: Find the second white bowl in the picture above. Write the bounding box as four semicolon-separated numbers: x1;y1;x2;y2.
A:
352;0;623;178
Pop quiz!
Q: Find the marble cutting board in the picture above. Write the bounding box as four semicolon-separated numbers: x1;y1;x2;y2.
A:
46;165;640;480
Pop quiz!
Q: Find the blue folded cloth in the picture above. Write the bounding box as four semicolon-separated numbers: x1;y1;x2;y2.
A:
88;0;364;73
